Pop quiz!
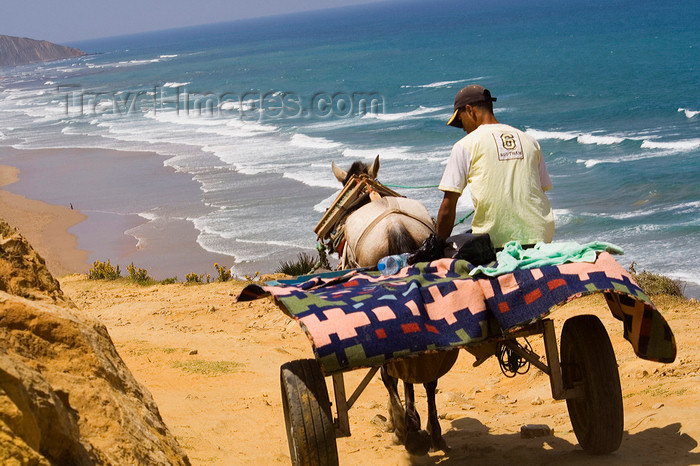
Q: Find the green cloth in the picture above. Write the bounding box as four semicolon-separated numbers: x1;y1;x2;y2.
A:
469;240;624;277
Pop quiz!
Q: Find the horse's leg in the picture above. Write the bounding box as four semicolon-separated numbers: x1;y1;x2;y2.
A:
403;382;420;429
380;366;406;445
425;379;449;451
403;382;431;456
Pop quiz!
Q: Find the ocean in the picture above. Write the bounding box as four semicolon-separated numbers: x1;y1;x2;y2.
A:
0;0;698;293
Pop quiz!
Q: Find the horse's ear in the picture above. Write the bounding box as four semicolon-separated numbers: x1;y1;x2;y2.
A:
332;161;347;183
368;155;380;179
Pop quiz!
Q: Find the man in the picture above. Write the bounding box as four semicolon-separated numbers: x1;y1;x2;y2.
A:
436;85;554;248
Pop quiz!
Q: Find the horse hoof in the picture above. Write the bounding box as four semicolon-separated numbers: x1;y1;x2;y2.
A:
405;430;431;456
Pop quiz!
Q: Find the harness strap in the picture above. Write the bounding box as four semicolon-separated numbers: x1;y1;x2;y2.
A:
345;197;435;267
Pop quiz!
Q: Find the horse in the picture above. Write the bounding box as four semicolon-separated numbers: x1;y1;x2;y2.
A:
331;156;459;455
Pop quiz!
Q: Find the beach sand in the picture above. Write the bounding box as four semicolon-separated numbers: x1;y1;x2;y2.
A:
0;146;234;280
0;163;88;277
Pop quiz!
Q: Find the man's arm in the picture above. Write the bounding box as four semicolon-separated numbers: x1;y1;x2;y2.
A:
436;191;460;240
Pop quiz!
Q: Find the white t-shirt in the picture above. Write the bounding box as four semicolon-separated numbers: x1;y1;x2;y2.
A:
439;123;554;248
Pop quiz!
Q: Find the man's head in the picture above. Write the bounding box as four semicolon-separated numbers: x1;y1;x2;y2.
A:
447;85;497;131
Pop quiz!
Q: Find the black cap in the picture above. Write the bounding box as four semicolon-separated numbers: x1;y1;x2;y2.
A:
447;85;497;128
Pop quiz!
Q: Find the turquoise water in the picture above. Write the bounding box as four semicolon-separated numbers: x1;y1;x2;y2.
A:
0;0;698;289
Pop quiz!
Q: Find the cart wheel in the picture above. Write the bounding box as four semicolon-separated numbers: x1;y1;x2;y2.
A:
280;359;339;465
561;315;623;454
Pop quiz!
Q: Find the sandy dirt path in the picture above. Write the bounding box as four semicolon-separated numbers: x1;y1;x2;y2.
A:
61;275;700;465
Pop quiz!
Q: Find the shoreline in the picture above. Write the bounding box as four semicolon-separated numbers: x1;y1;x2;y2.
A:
0;163;89;277
0;146;235;280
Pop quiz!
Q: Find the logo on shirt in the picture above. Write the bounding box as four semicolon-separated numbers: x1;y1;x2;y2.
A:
493;132;524;161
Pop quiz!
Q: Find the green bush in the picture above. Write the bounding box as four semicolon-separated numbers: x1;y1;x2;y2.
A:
628;263;684;297
127;262;153;285
185;272;202;284
88;260;120;280
159;276;178;285
276;252;318;276
214;263;232;282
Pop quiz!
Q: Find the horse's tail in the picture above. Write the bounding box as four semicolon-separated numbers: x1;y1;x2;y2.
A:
387;223;420;256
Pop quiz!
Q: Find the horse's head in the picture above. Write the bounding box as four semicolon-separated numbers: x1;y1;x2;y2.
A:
324;153;434;268
332;155;380;186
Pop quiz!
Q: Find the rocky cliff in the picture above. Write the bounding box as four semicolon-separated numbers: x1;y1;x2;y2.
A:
0;35;85;67
0;218;190;465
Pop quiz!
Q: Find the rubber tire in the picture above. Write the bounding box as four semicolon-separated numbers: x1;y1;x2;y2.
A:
280;359;339;465
561;315;624;454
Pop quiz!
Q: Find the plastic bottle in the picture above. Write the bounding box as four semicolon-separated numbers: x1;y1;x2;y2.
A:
377;253;410;276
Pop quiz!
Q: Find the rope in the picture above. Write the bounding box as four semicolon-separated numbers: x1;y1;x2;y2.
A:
308;242;329;274
454;210;474;227
381;183;439;189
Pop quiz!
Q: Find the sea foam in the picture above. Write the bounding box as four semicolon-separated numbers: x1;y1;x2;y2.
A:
641;138;700;151
678;108;699;119
401;78;478;89
342;146;415;161
361;105;446;122
163;82;190;88
526;128;627;145
283;171;339;189
290;133;342;149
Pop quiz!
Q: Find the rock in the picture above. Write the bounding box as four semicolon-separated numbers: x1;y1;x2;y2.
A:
444;391;468;404
0;221;65;303
531;396;544;406
370;414;392;432
0;35;85;67
520;424;553;438
189;349;198;355
0;219;189;465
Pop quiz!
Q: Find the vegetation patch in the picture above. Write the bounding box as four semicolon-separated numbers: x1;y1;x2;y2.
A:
172;360;242;375
89;260;178;285
127;262;155;285
276;252;318;276
127;346;188;356
185;272;206;284
628;263;684;297
88;259;121;280
624;384;687;399
214;263;232;282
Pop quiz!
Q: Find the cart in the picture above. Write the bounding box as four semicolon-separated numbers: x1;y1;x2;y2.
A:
282;314;625;464
240;254;676;465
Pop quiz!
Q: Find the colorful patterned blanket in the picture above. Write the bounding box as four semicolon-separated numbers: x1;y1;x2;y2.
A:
239;252;676;375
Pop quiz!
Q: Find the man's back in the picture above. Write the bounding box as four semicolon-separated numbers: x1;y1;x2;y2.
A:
456;123;553;247
437;85;555;246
